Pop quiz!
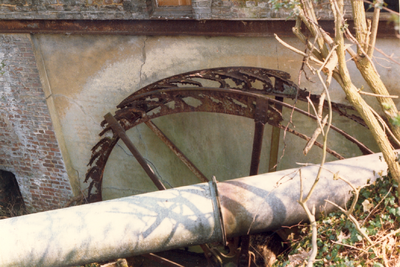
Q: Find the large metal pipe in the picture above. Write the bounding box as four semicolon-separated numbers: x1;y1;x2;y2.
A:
0;152;390;266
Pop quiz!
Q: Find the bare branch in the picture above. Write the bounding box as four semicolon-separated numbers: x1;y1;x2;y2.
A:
374;46;400;66
357;89;399;98
274;34;324;65
350;0;369;53
292;17;324;61
303;114;328;155
367;2;380;58
364;0;400;15
376;228;400;244
325;199;373;244
332;174;358;214
368;106;400;147
331;240;369;253
298;173;318;267
297;3;330;58
344;27;380;75
317;91;326;118
362;186;392;225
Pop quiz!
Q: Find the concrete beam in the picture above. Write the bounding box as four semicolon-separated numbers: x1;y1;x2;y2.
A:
0;20;397;38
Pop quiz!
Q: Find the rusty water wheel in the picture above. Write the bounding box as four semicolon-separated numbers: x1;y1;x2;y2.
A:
85;67;373;266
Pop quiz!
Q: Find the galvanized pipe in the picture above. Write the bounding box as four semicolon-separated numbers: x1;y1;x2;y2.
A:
0;152;390;266
218;152;389;237
0;182;223;267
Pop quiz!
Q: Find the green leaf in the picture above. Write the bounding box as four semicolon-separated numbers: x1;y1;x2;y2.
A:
388;207;396;215
390;115;400;127
382;103;392;110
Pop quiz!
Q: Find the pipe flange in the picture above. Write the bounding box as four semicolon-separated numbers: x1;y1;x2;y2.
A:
209;176;227;246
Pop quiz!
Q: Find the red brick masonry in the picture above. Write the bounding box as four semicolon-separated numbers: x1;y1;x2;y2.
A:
0;34;73;212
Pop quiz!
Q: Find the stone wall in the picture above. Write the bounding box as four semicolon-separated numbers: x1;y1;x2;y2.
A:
0;0;148;19
0;34;73;212
0;0;353;20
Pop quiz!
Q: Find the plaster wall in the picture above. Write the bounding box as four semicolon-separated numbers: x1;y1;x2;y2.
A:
32;34;399;200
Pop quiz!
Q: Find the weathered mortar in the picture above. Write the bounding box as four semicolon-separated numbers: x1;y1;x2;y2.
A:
0;34;73;212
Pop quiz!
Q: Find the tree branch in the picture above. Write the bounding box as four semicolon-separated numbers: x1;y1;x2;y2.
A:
274;34;325;65
367;2;380;58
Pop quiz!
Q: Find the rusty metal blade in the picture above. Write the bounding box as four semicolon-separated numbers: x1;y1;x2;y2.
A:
104;113;166;191
144;120;209;183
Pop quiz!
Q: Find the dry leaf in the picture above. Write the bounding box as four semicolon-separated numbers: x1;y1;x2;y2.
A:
362;199;374;212
387;236;396;250
337;231;350;243
288;248;311;266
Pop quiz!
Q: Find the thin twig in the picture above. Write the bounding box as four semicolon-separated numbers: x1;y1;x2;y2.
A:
306;96;324;132
367;0;380;58
303;114;328;155
368;106;400;147
298;172;318;267
364;0;400;15
292;17;324;63
325;199;373;245
332;174;359;214
358;89;399;98
331;240;369;253
383;239;389;267
297;1;330;57
374;47;400;66
298;46;316;84
296;39;336;267
322;172;376;246
274;34;324;65
362;186;392;225
301;66;334;203
332;0;380;75
375;227;400;244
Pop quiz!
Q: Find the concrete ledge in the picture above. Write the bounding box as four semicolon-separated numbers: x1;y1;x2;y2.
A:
0;20;397;38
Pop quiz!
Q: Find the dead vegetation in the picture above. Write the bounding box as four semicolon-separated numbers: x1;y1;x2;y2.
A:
273;173;400;266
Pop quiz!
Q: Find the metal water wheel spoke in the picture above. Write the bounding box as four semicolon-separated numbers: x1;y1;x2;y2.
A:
268;96;284;172
144;120;209;183
249;98;269;176
104;113;167;190
86;67;374;266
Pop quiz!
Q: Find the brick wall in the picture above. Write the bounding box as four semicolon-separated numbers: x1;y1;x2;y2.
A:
0;34;73;212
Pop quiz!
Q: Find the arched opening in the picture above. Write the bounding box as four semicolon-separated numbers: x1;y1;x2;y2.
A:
0;170;26;217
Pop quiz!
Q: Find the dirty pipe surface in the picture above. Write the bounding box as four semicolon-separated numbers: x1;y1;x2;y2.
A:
0;152;391;266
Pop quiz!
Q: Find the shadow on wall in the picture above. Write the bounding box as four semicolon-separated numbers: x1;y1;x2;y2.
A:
0;170;26;217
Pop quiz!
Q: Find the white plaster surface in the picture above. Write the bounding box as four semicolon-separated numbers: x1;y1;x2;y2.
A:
34;34;399;199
